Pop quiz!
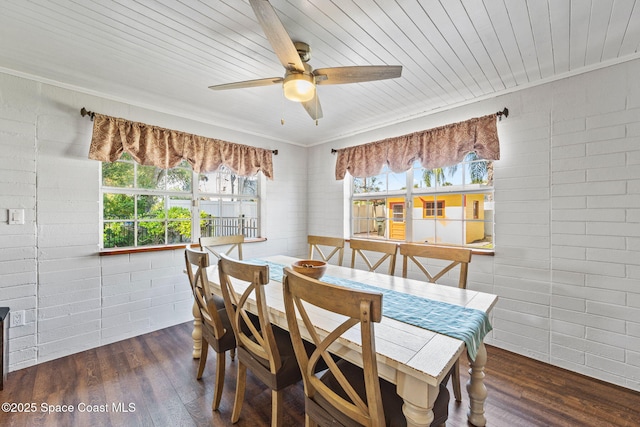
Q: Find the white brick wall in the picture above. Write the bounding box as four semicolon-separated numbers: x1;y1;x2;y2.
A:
1;58;639;392
0;73;304;371
307;59;640;392
0;85;37;370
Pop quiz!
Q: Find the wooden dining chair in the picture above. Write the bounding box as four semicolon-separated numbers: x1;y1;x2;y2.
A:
200;235;244;260
218;254;313;426
308;235;345;266
349;239;398;275
399;243;473;402
282;267;450;427
184;247;236;411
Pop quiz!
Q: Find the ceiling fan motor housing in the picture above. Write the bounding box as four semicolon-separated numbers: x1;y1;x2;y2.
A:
294;41;311;62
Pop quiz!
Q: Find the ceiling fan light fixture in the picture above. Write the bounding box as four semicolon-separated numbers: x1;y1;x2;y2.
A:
283;72;315;102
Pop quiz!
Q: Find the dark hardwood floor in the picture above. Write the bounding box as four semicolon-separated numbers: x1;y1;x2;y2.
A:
1;322;638;426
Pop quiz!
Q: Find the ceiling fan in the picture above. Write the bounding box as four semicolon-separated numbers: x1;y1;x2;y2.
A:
208;0;402;122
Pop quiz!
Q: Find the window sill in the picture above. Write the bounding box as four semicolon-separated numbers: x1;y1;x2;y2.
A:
98;237;267;256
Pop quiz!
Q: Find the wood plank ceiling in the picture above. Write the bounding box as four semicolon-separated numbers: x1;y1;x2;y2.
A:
1;0;639;146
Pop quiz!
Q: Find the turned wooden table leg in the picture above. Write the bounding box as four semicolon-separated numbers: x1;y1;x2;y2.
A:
467;342;488;426
192;300;202;359
397;372;438;427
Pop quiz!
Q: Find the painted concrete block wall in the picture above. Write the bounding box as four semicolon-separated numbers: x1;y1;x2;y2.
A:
308;60;640;392
0;76;38;369
2;60;639;392
0;72;306;371
549;61;640;389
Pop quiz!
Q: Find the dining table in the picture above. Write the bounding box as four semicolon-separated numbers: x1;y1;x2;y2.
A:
189;254;498;427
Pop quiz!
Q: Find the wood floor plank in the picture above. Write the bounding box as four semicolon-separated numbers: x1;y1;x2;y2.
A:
0;322;638;426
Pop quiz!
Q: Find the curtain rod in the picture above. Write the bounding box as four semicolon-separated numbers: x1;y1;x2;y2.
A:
330;107;509;154
80;107;278;155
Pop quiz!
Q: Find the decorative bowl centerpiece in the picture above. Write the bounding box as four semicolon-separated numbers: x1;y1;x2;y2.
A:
292;260;327;280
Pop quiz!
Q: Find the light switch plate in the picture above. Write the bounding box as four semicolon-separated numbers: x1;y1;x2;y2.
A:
10;310;25;327
8;208;24;225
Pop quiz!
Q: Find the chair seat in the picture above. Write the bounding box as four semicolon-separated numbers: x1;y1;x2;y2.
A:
316;359;449;427
201;294;235;353
204;307;236;354
212;293;226;311
242;325;328;391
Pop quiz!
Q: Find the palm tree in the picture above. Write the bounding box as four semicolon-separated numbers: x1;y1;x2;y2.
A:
465;152;492;185
422;165;457;187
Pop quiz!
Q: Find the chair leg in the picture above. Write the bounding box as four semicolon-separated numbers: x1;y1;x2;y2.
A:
230;347;236;361
231;361;247;423
306;413;317;427
197;340;208;379
271;389;283;427
212;351;226;411
452;359;462;402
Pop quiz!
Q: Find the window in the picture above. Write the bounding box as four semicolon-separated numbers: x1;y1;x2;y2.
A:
391;203;404;221
423;200;445;218
101;153;260;249
351;152;494;249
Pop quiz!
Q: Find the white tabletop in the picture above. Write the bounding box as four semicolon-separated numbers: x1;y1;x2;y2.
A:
205;254;498;426
211;255;497;386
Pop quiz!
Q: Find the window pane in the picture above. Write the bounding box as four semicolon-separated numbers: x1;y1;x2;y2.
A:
168;220;191;244
411;218;436;244
354;176;385;193
442;165;463;187
237;176;258;196
463;193;489;220
103;222;134;248
102;162;134;188
138;221;166;246
466;192;494;249
166;168;192;191
465;160;490;185
198;173;217;193
369;167;388;193
138;195;164;219
137;165;166;190
218;170;235;194
103;193;134;219
419;168;439;189
352;199;386;239
168;197;191;218
387;170;407;191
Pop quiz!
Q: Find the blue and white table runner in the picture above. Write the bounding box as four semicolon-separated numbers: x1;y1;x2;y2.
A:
258;260;492;361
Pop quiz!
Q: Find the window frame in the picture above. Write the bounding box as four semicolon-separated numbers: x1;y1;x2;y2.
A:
100;158;263;250
350;155;494;250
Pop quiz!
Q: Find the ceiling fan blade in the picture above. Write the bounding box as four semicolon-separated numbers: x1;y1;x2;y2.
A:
249;0;304;72
208;77;283;90
314;65;402;85
301;94;323;120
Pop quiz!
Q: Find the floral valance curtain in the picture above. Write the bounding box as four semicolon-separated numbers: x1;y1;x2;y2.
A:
335;113;500;179
88;114;274;179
